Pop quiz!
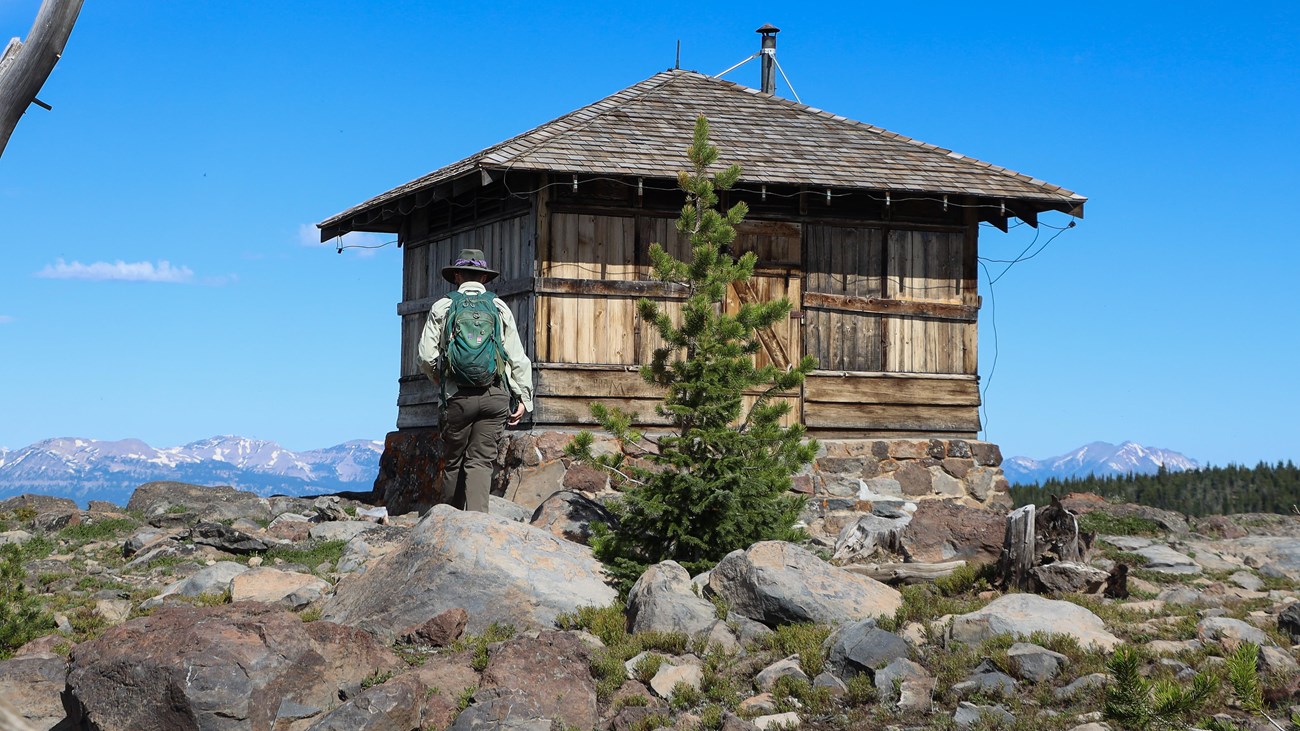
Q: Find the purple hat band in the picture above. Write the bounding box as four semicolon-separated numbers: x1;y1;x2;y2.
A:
453;258;489;268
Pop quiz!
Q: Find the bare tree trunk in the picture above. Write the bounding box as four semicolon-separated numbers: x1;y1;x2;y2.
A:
996;504;1036;591
0;0;84;157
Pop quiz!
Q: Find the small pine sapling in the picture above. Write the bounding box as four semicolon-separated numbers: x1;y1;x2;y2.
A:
567;115;818;592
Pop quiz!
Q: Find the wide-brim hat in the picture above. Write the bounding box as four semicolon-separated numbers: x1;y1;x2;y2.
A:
441;248;500;283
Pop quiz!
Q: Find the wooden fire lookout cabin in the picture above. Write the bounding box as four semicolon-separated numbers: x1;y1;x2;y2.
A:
318;69;1085;439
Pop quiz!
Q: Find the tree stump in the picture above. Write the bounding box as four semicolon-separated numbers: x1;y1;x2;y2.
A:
996;504;1036;591
996;497;1093;592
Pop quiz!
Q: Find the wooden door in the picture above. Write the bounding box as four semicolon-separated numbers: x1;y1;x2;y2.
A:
725;221;803;427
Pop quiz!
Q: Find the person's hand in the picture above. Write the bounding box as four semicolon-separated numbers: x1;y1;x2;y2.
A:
507;402;526;426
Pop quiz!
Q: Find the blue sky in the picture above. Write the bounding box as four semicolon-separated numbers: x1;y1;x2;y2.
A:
2;1;1297;465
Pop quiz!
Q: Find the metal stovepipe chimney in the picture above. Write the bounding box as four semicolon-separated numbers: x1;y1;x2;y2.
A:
757;24;780;94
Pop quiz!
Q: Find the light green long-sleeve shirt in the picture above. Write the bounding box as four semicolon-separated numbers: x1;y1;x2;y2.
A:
417;281;534;412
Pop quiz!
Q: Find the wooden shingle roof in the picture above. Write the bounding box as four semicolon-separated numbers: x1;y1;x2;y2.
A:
320;69;1085;237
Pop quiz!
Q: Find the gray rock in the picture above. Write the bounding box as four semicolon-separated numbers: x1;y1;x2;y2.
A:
0;493;78;515
322;505;617;639
1008;642;1069;682
1030;562;1110;593
127;481;272;523
955;701;1014;730
305;672;434;730
190;521;269;554
480;631;598;731
489;495;536;523
67;603;403;731
1136;545;1202;575
1196;617;1271;649
1258;645;1299;677
0;529;32;545
708;541;901;627
897;675;936;714
528;490;617;545
626;561;719;637
754;655;809;691
1279;603;1300;643
230;567;331;609
728;612;774;645
813;672;847;696
448;687;553;731
0;653;68;730
1157;586;1223;608
1054;673;1109;701
823;619;910;677
949;594;1121;651
650;661;704;699
753;712;801;730
1203;535;1300;581
1098;535;1152;551
874;657;929;703
1227;571;1264;591
308;520;375;543
952;658;1017;698
122;528;169;557
142;560;249;607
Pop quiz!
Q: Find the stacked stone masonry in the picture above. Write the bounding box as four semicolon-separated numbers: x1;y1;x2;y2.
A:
374;430;1011;519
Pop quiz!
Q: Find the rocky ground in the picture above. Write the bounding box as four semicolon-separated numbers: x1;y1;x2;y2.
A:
1;483;1298;731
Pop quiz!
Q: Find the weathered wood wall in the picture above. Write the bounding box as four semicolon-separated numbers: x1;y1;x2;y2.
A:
393;180;983;437
395;202;535;429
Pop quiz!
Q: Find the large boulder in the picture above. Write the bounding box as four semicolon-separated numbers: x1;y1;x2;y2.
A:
323;504;617;638
529;490;618;545
127;481;272;524
479;631;598;731
0;653;68;730
1280;603;1300;643
898;500;1004;564
0;493;78;516
823;619;910;677
66;602;404;731
627;561;719;636
230;568;331;609
949;594;1121;650
708;541;901;627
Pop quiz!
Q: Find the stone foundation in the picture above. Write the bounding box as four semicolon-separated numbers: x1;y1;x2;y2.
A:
373;430;1011;518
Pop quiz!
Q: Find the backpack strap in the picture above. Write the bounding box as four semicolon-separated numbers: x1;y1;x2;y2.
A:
438;291;466;412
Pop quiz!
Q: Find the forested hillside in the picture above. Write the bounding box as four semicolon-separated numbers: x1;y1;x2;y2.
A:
1011;460;1300;517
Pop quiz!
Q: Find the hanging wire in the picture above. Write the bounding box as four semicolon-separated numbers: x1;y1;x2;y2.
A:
977;260;1000;438
335;238;397;254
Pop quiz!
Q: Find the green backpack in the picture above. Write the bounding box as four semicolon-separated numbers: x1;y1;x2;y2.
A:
440;290;504;388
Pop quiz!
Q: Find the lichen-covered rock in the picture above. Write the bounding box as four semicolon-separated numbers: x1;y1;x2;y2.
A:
708;542;901;627
949;594;1121;650
323;505;617;638
626;561;719;637
66;602;403;731
0;653;68;730
229;567;331;609
529;490;617;545
823;619;910;678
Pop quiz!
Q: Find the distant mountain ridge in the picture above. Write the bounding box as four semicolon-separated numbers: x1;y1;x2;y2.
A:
0;436;382;506
1003;440;1199;486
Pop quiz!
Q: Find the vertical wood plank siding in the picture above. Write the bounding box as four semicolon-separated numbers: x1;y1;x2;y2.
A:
804;224;974;376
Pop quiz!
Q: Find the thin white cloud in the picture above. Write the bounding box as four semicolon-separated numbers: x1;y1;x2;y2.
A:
301;223;392;258
0;315;14;324
35;259;196;283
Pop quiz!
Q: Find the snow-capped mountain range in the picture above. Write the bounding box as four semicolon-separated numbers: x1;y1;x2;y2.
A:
1002;441;1200;486
0;436;383;506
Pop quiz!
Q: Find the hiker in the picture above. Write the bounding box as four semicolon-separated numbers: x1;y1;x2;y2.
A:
417;248;533;512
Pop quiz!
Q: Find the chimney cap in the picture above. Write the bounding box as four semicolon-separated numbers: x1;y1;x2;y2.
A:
756;23;780;35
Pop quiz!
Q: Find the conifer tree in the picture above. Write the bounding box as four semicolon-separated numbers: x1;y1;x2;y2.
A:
568;116;818;591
